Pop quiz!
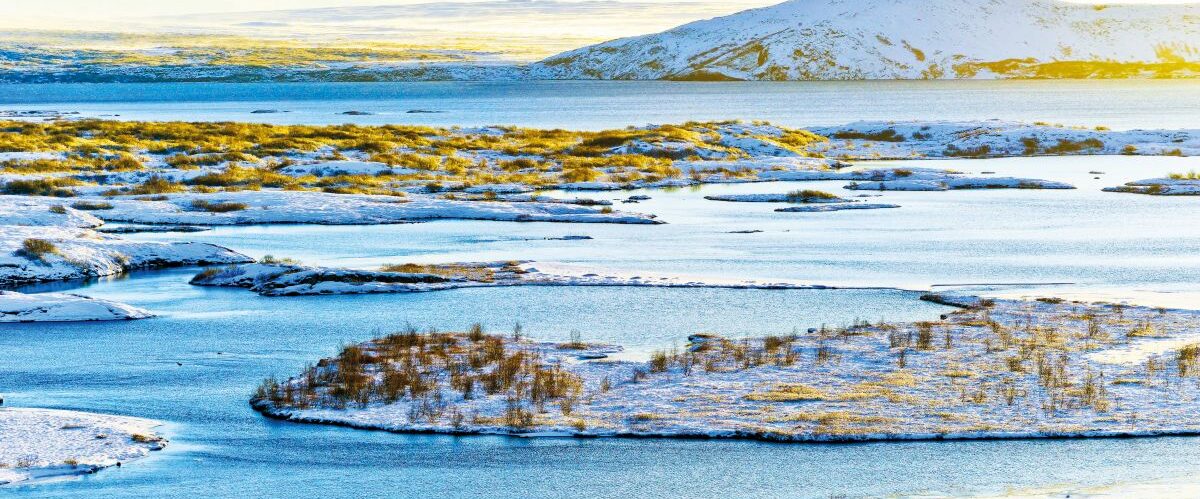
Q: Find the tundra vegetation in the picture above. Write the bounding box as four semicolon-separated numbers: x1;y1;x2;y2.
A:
0;119;828;196
253;297;1200;441
1;120;1192;205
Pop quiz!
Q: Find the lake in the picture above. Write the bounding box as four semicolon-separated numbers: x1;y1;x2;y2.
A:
3;82;1200;497
2;80;1200;130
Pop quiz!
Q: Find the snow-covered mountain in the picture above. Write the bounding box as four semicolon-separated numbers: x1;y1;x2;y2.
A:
532;0;1200;80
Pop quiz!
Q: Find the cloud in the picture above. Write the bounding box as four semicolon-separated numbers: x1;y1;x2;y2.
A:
153;0;772;41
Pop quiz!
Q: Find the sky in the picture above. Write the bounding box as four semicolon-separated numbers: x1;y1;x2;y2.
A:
1;0;1195;53
2;1;774;30
0;0;785;56
1;0;1191;21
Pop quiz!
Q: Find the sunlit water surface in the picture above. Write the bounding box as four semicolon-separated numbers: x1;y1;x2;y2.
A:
2;80;1200;130
3;84;1200;497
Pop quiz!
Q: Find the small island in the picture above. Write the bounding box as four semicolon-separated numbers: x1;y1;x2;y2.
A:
251;295;1200;442
0;408;166;486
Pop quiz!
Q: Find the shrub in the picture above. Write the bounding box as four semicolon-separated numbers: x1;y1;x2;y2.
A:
1167;170;1200;180
18;238;58;261
126;176;185;195
254;331;584;418
785;189;839;202
188;165;297;189
745;383;826;402
3;178;80;197
1179;344;1200;377
944;144;992;158
1043;138;1104;155
190;199;248;212
48;205;67;214
832;129;906;142
71;200;114;210
109;153;144;171
260;255;302;265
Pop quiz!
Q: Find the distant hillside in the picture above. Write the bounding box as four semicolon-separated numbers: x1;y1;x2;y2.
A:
531;0;1200;80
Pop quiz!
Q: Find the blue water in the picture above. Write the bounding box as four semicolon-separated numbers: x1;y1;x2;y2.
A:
116;156;1200;295
3;80;1200;130
4;269;1199;498
4;82;1200;497
2;269;964;498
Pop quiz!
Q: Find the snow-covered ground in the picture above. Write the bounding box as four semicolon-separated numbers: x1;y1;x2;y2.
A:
1103;177;1200;196
10;192;661;226
0;199;251;287
0;291;152;323
0;408;166;486
776;203;901;213
846;177;1074;191
810;121;1200;160
703;193;849;203
191;261;830;297
700;192;902;211
276;160;414;177
1003;477;1200;498
533;0;1200;81
253;296;1200;442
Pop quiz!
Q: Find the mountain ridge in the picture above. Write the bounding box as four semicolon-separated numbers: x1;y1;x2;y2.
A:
531;0;1200;80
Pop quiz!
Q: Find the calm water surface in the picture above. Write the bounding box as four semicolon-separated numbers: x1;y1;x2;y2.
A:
3;83;1200;497
2;80;1199;130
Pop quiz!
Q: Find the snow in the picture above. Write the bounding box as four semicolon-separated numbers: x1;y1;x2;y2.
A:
845;180;948;191
810;121;1200;160
1005;476;1200;498
57;191;662;226
703;193;849;203
533;0;1200;80
701;192;902;211
0;291;152;323
252;296;1200;442
0;201;102;228
192;261;830;297
846;177;1074;191
0;198;252;287
277;160;413;177
776;203;901;213
0;152;65;162
1104;178;1200;196
556;182;626;191
0;408;165;486
496;194;613;206
463;184;535;194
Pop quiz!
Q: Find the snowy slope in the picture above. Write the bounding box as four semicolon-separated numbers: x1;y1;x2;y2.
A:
0;408;165;485
0;291;152;323
533;0;1200;80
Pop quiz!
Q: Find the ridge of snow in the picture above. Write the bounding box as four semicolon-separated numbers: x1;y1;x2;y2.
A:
533;0;1200;80
0;291;152;323
0;408;166;486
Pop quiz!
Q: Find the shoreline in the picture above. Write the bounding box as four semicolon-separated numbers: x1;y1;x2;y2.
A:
0;408;167;487
251;401;1200;445
247;295;1200;445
